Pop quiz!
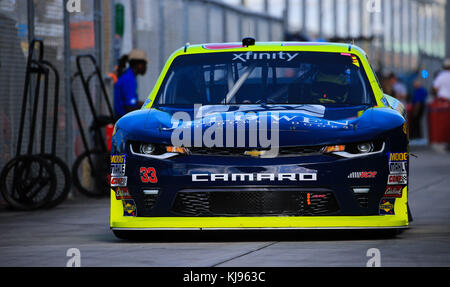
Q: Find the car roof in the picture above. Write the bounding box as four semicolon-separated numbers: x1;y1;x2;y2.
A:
174;41;367;58
143;41;385;110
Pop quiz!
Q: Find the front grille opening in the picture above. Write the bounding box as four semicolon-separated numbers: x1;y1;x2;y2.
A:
172;189;339;216
354;194;369;208
143;194;158;210
189;146;323;157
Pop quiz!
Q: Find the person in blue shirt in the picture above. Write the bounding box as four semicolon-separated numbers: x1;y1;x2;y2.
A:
114;49;148;119
410;78;428;139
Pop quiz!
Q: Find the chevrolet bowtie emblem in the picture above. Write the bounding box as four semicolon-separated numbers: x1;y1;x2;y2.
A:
244;150;264;157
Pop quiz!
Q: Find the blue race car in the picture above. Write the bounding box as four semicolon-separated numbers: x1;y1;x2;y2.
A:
110;40;410;239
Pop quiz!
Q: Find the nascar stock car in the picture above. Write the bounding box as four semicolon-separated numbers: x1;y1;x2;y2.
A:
110;38;410;239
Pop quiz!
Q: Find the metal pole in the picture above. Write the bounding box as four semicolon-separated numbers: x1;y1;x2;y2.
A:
368;0;374;64
94;0;103;69
434;3;440;57
27;0;34;43
206;1;211;42
418;2;423;54
318;0;322;39
426;4;431;56
94;0;103;111
158;0;165;71
332;0;337;39
380;0;386;74
399;0;404;72
222;6;227;42
130;0;137;49
301;0;306;35
390;0;395;72
27;0;35;144
183;0;189;44
346;0;351;39
63;0;73;179
283;0;289;39
416;1;421;57
264;0;269;13
408;0;413;71
359;0;364;41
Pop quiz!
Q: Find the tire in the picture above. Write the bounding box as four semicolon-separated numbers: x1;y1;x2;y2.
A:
407;203;413;222
40;154;72;209
72;149;110;197
113;230;140;240
0;155;57;210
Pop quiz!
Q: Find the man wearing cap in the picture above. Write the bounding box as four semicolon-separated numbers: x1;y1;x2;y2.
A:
433;59;450;102
113;49;148;119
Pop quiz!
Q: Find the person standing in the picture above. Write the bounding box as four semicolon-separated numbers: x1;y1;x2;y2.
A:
387;73;408;106
432;59;450;102
113;49;148;119
432;59;450;151
410;79;428;139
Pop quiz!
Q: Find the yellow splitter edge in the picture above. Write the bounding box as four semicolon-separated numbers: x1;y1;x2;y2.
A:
110;189;409;230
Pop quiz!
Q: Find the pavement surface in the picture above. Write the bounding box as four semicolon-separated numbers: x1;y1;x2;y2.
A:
0;146;449;267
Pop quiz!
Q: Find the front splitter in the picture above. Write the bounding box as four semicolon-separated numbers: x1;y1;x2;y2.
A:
111;191;409;230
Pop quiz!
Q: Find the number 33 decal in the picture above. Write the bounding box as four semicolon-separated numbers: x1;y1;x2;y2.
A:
140;167;158;183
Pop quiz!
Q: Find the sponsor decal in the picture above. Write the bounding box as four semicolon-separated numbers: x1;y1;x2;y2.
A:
111;176;128;187
351;55;360;67
387;174;407;185
389;162;407;174
384;185;403;198
244;150;265;157
402;123;407;135
140;167;158;183
110;154;126;164
122;200;136;217
110;164;126;176
380;96;389;107
379;198;396;215
347;171;377;179
191;172;317;182
232;51;299;63
389;152;408;162
114;187;132;200
305;193;327;205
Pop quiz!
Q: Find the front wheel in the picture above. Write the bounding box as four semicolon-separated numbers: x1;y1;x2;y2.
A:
112;230;140;240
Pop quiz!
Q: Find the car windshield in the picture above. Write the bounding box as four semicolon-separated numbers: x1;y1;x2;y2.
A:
155;51;374;106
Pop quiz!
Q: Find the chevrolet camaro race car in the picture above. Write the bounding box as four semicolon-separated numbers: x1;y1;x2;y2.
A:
110;39;410;239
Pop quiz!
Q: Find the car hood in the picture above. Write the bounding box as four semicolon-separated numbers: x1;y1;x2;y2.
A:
114;104;404;148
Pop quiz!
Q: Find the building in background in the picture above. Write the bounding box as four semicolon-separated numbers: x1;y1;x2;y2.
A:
0;0;448;171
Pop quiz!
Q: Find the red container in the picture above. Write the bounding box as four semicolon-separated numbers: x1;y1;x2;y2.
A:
105;124;114;151
428;99;450;144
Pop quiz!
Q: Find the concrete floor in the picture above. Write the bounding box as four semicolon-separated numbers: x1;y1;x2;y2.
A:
0;146;449;267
